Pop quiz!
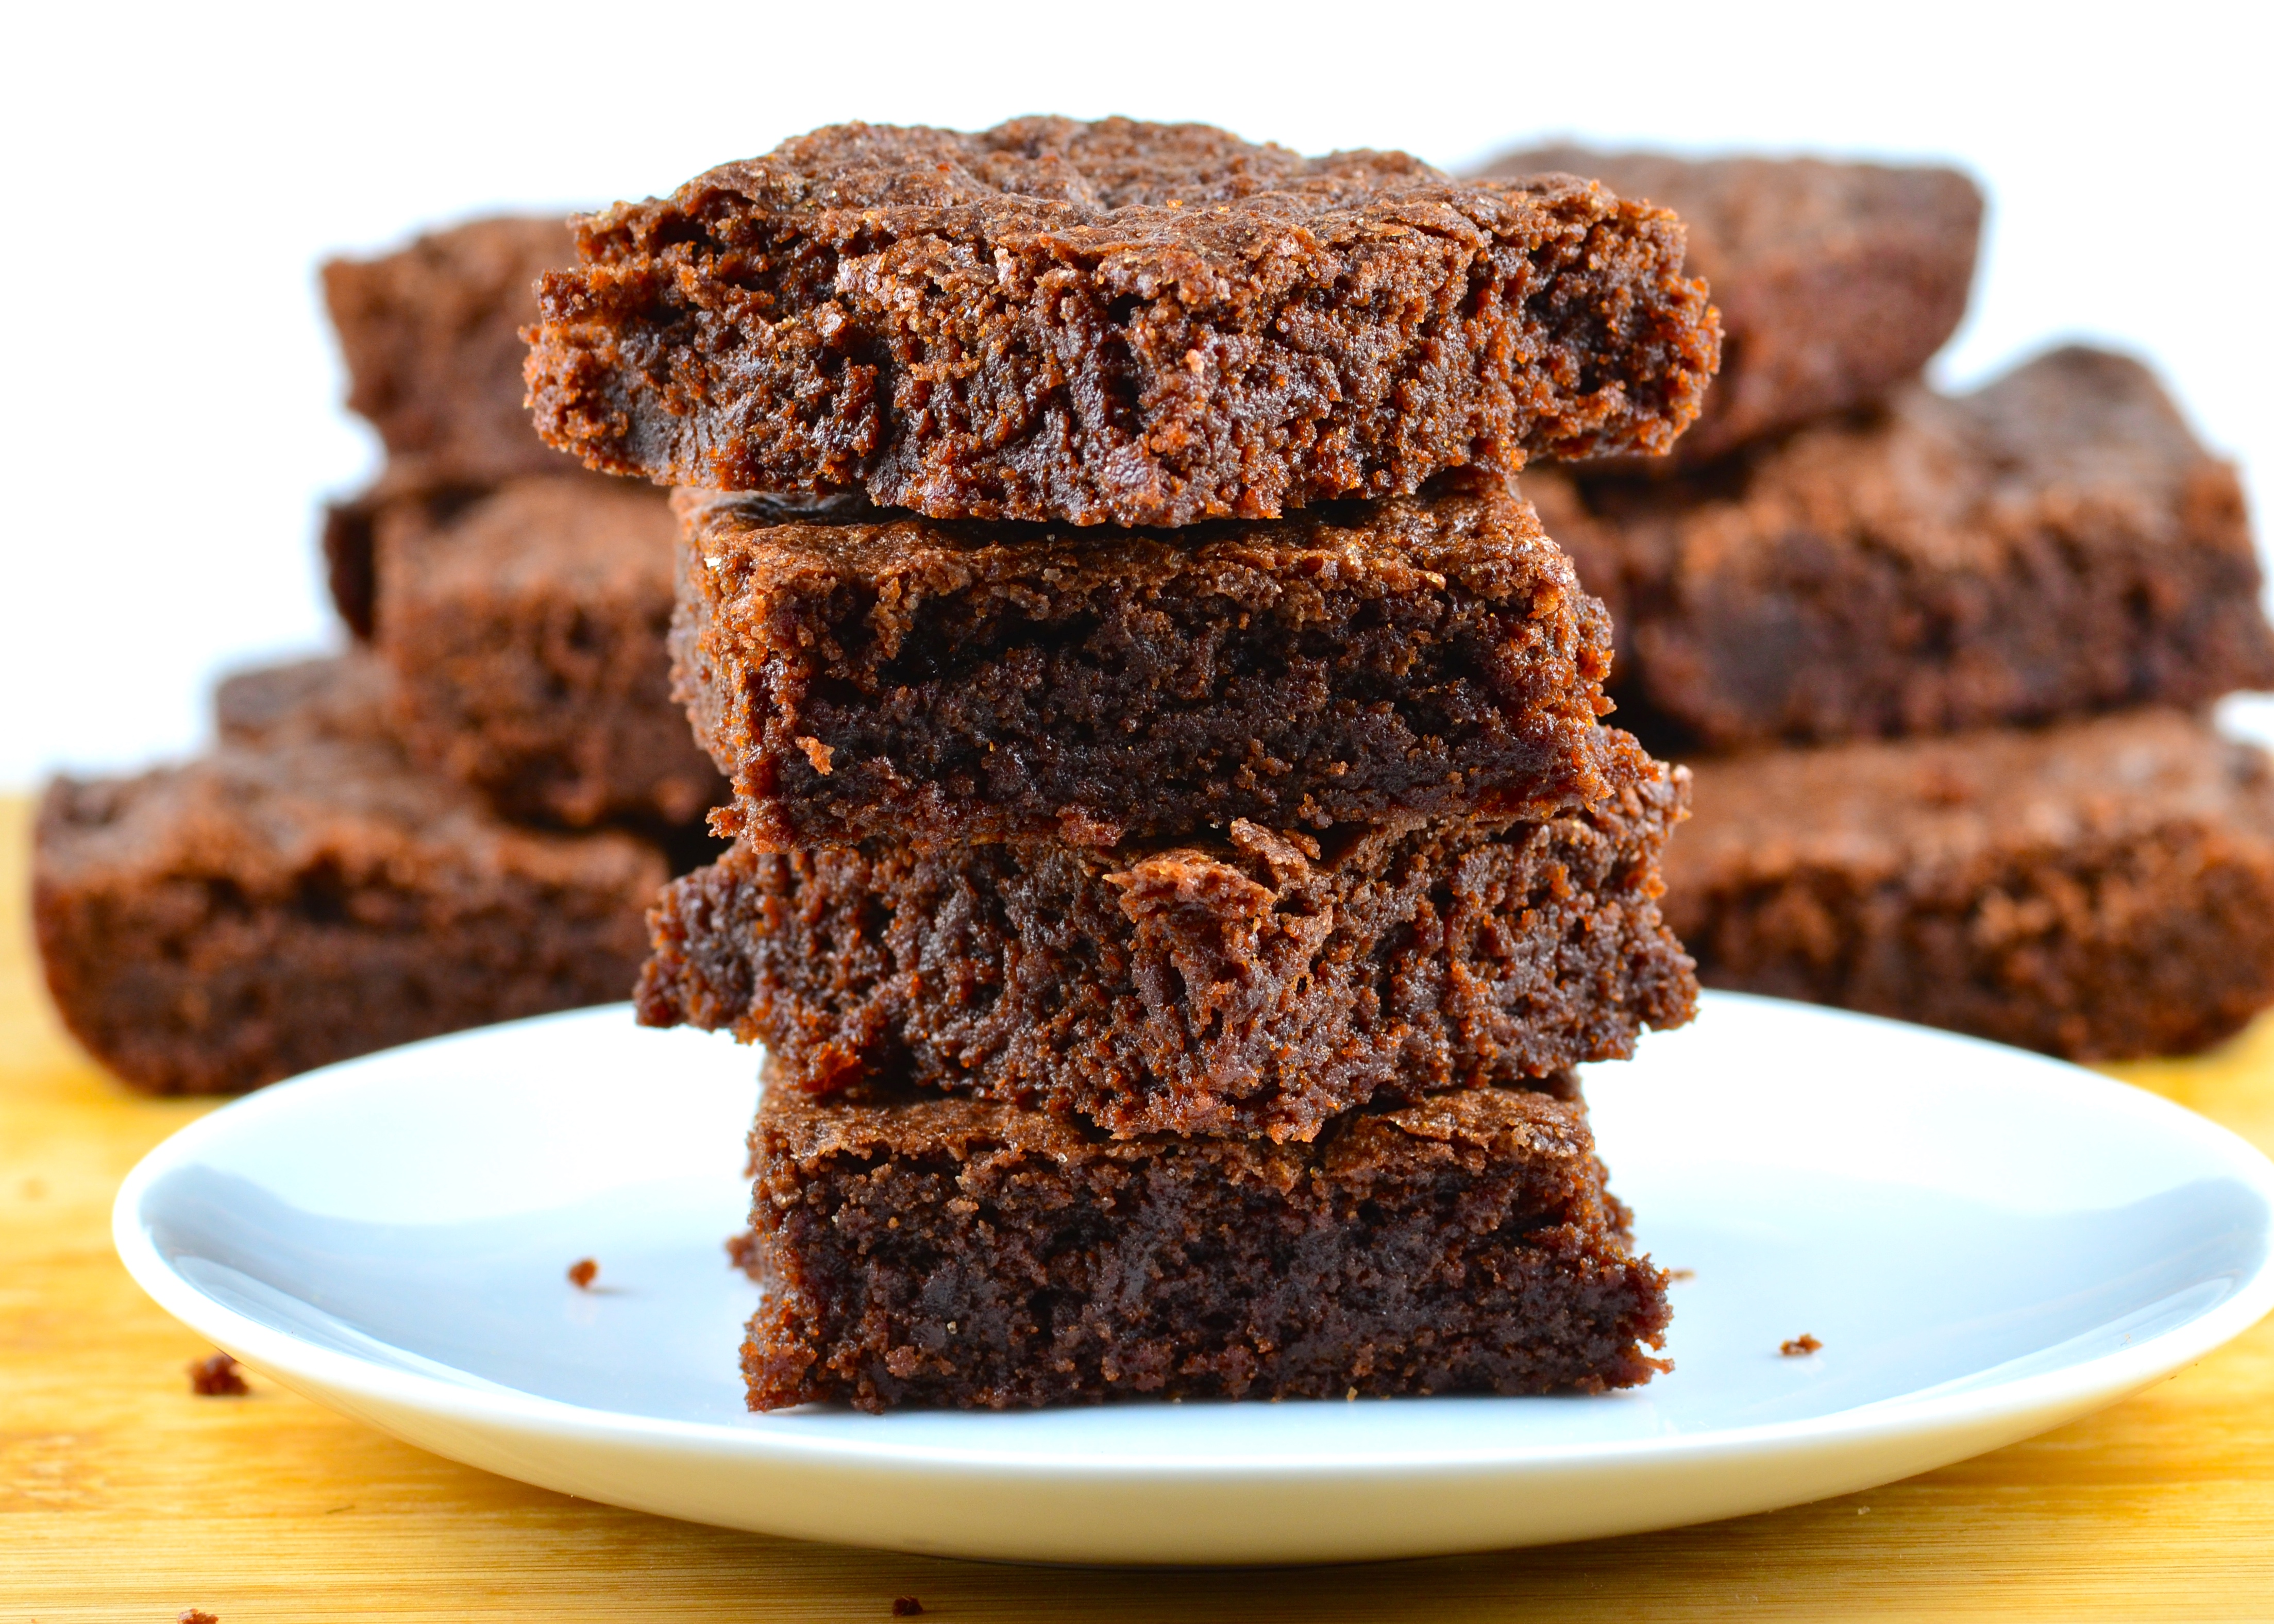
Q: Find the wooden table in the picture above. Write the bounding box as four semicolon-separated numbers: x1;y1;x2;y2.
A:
5;792;2271;1622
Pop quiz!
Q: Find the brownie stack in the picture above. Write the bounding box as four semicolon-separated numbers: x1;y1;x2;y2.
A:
527;117;1722;1410
1477;146;2274;1060
32;216;725;1095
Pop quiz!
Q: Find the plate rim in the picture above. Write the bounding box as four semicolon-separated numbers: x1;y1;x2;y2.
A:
112;993;2274;1483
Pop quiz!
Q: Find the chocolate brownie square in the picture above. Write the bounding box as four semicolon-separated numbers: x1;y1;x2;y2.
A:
214;650;395;747
744;1074;1670;1410
1661;709;2274;1059
33;656;665;1094
371;476;727;829
323;214;579;488
1475;146;1980;463
1535;347;2274;750
674;474;1619;849
639;734;1695;1141
527;117;1720;526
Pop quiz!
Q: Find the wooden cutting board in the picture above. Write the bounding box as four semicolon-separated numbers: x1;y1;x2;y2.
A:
4;792;2270;1621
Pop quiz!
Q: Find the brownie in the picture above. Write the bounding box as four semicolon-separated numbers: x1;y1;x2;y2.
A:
674;474;1620;849
639;739;1695;1141
372;476;727;829
527;117;1721;527
1474;146;1980;463
215;651;396;747
33;657;665;1095
321;465;621;641
1535;347;2274;751
324;214;580;488
1662;709;2274;1060
744;1074;1671;1410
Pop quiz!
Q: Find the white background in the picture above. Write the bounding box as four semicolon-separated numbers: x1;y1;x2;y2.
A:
2;0;2269;789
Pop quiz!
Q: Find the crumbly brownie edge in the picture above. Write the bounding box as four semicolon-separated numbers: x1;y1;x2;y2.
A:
742;1080;1671;1411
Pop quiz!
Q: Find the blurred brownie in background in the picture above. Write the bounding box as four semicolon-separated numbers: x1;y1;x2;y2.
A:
1662;709;2274;1060
1474;146;1980;464
32;655;664;1095
323;215;577;488
372;477;726;830
318;214;591;637
1530;347;2274;751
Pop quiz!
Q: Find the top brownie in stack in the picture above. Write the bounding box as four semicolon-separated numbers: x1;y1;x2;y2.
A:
527;117;1721;526
1473;146;1982;464
672;472;1622;849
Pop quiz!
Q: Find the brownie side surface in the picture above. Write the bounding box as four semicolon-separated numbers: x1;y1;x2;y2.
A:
675;476;1618;848
323;214;580;486
639;738;1697;1141
214;653;397;748
32;688;666;1095
374;476;727;829
1662;711;2274;1059
745;1078;1670;1411
528;117;1720;527
1477;147;1980;462
1549;347;2274;751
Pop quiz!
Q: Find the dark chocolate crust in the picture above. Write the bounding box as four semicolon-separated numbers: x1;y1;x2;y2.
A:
745;1077;1670;1411
528;117;1720;527
1475;147;1980;463
1662;709;2274;1059
33;658;664;1095
639;742;1696;1140
1537;347;2274;751
323;215;580;487
374;476;727;828
673;475;1616;848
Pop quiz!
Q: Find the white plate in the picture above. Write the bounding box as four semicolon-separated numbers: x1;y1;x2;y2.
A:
114;993;2274;1565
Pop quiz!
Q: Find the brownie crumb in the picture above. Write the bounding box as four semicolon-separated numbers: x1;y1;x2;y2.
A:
181;1611;221;1624
188;1352;248;1396
1780;1334;1823;1357
567;1258;599;1289
1668;1268;1697;1281
725;1231;760;1275
891;1600;925;1617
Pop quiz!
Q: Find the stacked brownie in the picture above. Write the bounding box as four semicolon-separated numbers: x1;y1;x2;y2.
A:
32;216;721;1094
533;117;1721;1410
1478;145;2274;1059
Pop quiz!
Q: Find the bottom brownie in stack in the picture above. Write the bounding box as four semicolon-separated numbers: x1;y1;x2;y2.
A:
32;655;664;1094
744;1071;1669;1412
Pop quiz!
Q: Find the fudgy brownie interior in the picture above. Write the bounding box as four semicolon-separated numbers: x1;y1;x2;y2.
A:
641;735;1696;1141
744;1073;1671;1411
673;474;1620;848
